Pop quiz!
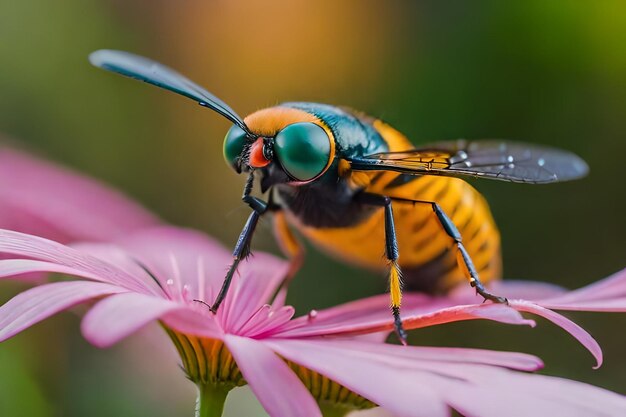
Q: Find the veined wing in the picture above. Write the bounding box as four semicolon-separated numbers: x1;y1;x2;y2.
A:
349;140;589;184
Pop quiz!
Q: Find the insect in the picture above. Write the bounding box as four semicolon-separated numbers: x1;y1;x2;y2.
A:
90;50;589;343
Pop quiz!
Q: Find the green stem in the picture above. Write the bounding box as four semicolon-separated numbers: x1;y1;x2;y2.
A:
196;383;230;417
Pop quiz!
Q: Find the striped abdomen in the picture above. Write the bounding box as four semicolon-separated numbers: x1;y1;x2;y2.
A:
293;120;502;293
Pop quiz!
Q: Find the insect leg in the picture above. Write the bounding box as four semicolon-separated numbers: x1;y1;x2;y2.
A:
210;175;268;313
357;193;408;345
391;196;507;304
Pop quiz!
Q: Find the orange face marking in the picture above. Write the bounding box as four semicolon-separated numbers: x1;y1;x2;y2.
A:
244;106;337;182
244;107;319;137
249;137;270;168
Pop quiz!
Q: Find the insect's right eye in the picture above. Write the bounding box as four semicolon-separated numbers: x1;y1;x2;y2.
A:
223;125;247;170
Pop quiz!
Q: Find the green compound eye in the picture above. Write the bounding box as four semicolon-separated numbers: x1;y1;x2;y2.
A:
275;122;331;181
223;124;248;170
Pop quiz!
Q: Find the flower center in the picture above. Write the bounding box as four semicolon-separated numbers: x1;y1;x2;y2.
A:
287;362;375;412
164;327;244;389
164;326;375;413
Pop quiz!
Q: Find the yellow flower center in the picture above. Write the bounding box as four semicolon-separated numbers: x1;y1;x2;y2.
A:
165;328;244;389
287;361;375;412
164;326;375;412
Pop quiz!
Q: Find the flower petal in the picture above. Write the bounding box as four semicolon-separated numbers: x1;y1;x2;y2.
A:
444;365;626;417
267;339;625;416
235;304;295;338
0;281;126;341
510;300;603;368
291;339;542;372
224;335;321;417
540;268;626;309
274;302;534;338
113;226;232;300
265;339;449;417
0;259;114;282
541;298;626;312
270;293;445;337
0;229;158;294
70;243;161;282
220;253;290;332
81;292;221;348
484;279;567;300
0;146;159;242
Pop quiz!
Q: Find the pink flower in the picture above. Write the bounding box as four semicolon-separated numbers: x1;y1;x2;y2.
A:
0;145;159;243
0;226;624;416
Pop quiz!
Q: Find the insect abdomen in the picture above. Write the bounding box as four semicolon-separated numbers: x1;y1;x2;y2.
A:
375;174;501;292
291;118;502;293
369;120;502;291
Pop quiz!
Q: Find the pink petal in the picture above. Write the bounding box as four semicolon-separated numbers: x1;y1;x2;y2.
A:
81;292;221;348
266;339;625;416
402;303;536;330
0;259;111;281
0;146;159;242
444;365;626;417
113;226;232;300
271;293;444;337
484;279;567;300
291;292;434;324
265;339;449;417
274;302;534;338
541;298;626;312
224;335;321;417
510;300;603;368
0;229;158;295
235;304;295;337
297;339;542;372
0;281;126;341
220;253;290;331
540;268;626;308
70;243;161;282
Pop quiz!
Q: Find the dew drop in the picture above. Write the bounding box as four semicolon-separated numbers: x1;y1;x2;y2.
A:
537;158;545;167
308;309;318;320
507;155;514;163
182;284;190;299
166;279;174;286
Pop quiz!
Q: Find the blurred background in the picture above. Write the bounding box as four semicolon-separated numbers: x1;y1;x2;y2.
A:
1;0;625;415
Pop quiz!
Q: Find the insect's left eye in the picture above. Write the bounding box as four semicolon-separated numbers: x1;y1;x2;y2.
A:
223;125;248;170
274;122;331;181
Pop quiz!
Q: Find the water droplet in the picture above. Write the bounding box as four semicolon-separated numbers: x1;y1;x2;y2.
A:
308;309;318;320
507;155;514;163
537;158;545;167
166;279;174;286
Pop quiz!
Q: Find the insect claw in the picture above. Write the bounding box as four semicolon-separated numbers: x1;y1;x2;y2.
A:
392;306;408;346
395;326;408;346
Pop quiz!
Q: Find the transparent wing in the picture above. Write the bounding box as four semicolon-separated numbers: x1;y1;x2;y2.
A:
350;139;589;184
89;49;248;131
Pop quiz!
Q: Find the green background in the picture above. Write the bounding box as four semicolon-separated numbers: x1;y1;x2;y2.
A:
1;1;624;415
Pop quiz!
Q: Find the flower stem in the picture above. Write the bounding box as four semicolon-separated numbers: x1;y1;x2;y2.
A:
196;383;230;417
